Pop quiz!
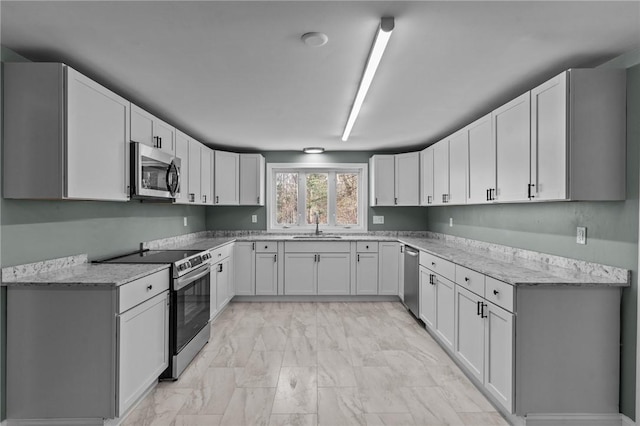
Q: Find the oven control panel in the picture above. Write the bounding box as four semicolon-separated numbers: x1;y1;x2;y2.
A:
176;252;212;273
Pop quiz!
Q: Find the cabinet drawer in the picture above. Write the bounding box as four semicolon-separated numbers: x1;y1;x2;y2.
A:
356;241;378;253
256;241;277;253
285;241;350;253
455;265;485;297
119;269;170;314
210;243;233;261
419;251;455;281
485;277;514;312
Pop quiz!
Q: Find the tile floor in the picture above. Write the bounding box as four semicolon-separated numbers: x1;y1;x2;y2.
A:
122;302;510;426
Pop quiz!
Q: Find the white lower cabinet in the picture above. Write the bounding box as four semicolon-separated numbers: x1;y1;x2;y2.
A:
419;266;435;329
379;242;400;295
118;291;169;414
255;252;278;295
284;253;317;295
317;253;351;295
234;242;256;295
420;264;455;351
211;244;233;319
7;269;170;422
356;252;379;295
453;283;514;412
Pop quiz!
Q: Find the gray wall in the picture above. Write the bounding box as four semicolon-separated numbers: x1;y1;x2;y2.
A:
206;151;429;231
427;62;640;419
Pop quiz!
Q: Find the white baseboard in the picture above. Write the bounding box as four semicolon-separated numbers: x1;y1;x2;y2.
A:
526;413;633;426
6;419;103;426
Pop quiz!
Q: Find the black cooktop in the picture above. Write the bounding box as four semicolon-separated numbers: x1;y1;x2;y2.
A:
102;250;204;265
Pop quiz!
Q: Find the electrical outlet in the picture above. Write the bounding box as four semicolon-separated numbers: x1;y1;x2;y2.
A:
576;226;587;245
252;215;258;223
183;217;188;227
373;215;384;224
449;217;453;227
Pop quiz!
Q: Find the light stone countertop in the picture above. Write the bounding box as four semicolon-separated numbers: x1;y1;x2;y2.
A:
160;233;629;288
3;263;170;287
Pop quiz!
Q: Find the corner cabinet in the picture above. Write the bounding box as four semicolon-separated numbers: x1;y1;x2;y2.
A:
239;154;266;206
4;63;130;201
7;269;170;422
370;153;419;206
214;150;240;205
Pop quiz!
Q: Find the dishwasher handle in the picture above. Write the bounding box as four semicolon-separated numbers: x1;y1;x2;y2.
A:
405;247;419;257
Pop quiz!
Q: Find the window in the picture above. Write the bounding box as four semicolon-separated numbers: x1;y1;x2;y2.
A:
268;163;368;233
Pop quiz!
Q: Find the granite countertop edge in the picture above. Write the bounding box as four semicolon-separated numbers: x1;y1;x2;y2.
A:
4;263;170;287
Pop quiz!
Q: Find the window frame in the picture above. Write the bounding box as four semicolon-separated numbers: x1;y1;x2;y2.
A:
267;162;368;233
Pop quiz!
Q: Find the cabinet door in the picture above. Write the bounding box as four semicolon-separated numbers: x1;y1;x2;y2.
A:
484;302;514;412
448;130;468;205
467;114;495;204
210;263;219;320
356;253;378;295
284;253;316;295
201;146;213;205
240;154;265;205
495;92;531;202
419;267;435;329
420;147;435;205
398;246;405;301
255;253;278;295
66;68;129;201
234;242;256;296
153;119;175;156
435;275;455;350
317;253;351;295
118;291;169;416
214;151;240;205
531;72;568;201
371;155;395;206
174;132;190;204
187;139;202;204
130;104;155;148
216;257;231;311
378;242;400;295
395;152;420;205
454;286;485;383
432;139;449;205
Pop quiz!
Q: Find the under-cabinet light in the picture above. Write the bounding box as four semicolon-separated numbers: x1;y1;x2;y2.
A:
341;17;394;142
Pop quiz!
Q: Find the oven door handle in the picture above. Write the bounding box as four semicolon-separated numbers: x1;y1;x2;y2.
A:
175;265;210;291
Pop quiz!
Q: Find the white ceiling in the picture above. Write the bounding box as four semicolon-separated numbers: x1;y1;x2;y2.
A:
2;1;639;152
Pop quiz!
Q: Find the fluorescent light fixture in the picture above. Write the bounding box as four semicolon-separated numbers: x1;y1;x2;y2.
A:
342;17;394;142
303;147;325;154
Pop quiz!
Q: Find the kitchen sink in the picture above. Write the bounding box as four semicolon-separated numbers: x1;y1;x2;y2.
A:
292;235;343;239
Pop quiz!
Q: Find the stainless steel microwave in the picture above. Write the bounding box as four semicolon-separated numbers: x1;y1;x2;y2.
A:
131;142;181;200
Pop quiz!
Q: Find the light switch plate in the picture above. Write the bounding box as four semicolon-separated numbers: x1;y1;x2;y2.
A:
373;215;384;224
576;226;587;245
183;217;188;227
252;215;258;223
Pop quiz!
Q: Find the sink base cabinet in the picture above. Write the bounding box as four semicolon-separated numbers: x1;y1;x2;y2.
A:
284;253;317;295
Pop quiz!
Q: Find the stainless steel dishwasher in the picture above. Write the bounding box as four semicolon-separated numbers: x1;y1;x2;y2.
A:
403;245;420;317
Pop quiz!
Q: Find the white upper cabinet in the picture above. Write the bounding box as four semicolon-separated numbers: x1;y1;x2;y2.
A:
370;153;419;206
130;104;175;156
432;139;450;206
448;129;468;206
239;154;266;206
420;147;435;205
3;63;130;201
467;114;495;204
494;92;531;202
531;69;625;201
369;155;395;206
187;137;202;204
201;145;214;205
395;152;420;205
174;131;190;205
214;151;240;205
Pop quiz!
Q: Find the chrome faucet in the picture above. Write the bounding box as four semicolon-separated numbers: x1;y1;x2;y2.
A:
314;212;322;236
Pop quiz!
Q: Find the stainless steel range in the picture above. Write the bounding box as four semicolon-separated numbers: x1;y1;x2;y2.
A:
102;249;212;380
